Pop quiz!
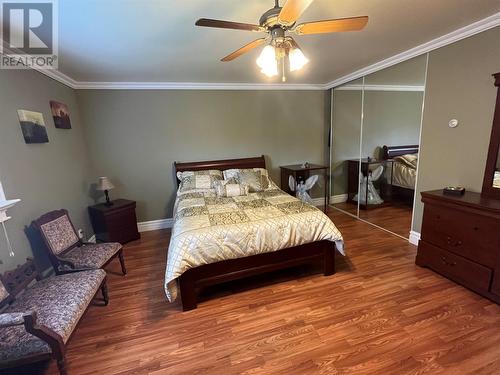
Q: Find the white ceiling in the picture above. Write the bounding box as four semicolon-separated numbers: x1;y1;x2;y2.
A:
57;0;500;84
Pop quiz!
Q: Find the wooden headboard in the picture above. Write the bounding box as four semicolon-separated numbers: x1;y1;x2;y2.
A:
382;145;419;160
174;155;266;185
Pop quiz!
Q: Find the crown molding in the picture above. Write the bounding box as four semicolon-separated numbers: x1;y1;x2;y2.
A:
73;81;325;90
334;84;425;92
34;67;77;88
10;12;499;91
325;11;500;89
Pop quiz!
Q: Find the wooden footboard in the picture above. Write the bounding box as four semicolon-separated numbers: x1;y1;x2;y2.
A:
178;240;336;311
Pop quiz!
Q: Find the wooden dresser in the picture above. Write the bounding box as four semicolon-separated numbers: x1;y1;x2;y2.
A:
416;190;500;304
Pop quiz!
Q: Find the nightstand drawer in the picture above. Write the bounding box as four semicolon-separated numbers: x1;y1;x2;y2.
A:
421;205;499;267
418;241;492;292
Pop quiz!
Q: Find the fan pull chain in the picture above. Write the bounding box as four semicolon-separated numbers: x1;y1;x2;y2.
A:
282;58;286;82
1;221;15;257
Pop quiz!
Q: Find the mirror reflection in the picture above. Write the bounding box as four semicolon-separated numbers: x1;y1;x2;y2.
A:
494;150;500;188
330;54;428;239
330;78;363;217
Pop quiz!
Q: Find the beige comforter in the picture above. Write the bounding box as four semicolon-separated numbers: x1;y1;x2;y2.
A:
164;187;344;301
392;154;418;189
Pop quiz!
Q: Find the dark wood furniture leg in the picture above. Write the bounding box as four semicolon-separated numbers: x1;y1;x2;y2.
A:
101;278;109;306
118;249;127;275
179;273;197;311
23;313;67;375
324;246;336;276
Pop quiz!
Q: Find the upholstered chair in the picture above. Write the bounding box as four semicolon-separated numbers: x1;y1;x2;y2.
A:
33;209;126;275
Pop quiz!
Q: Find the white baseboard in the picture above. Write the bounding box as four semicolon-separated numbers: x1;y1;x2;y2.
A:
330;194;348;204
309;195;348;206
137;218;174;232
311;197;326;207
409;231;421;246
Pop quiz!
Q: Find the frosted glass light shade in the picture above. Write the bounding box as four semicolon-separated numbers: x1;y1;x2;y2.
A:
289;48;309;72
96;177;115;191
256;45;278;77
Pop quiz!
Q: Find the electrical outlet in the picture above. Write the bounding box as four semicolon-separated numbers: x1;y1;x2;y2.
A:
77;229;84;239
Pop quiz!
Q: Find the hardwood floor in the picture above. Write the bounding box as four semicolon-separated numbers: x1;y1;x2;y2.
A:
8;209;500;375
333;202;413;238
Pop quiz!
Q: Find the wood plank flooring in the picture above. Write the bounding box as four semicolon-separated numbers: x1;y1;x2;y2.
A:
7;209;500;375
333;202;413;238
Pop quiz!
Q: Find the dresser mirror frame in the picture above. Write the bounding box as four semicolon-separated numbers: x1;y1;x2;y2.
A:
481;72;500;199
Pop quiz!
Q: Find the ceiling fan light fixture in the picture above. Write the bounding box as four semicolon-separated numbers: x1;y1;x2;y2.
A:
256;44;278;77
289;47;309;72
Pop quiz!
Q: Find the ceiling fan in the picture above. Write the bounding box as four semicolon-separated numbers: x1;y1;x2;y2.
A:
195;0;368;81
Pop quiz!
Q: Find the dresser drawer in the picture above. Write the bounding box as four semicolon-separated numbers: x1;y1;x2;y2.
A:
418;241;492;292
421;204;499;267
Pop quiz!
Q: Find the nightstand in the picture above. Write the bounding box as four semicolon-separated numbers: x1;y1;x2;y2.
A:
88;199;140;244
280;164;328;213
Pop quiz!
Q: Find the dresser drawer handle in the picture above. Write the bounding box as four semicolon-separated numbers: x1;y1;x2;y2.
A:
446;237;463;247
441;256;457;267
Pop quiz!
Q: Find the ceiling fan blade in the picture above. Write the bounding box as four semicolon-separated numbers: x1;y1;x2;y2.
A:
278;0;315;25
195;18;264;32
221;38;267;62
295;16;368;35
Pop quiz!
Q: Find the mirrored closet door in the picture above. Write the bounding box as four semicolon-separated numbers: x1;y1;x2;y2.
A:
330;54;428;239
330;78;363;217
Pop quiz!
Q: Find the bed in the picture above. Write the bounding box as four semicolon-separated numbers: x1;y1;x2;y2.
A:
165;156;344;311
382;145;419;199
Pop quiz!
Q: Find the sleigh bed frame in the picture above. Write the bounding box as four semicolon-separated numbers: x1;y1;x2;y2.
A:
173;155;337;311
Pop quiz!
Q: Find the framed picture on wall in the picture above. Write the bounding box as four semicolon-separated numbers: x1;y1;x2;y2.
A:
50;100;72;129
17;110;49;144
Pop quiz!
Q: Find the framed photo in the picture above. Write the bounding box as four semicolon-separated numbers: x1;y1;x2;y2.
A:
50;100;72;129
17;110;49;144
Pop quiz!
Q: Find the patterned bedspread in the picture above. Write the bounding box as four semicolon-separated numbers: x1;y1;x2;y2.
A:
164;187;344;301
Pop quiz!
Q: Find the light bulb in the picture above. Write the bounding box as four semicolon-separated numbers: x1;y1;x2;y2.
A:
257;45;278;77
289;48;309;72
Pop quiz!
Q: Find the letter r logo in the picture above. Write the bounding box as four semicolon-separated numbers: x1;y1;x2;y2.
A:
1;2;53;54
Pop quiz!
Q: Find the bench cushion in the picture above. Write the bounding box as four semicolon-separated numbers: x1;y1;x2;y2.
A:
0;269;105;364
0;280;9;304
61;242;122;269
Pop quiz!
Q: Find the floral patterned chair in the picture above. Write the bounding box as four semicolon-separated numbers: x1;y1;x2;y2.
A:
33;209;126;276
0;258;108;374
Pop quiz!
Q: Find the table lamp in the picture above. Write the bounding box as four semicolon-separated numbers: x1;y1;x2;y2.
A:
0;181;20;258
96;177;115;206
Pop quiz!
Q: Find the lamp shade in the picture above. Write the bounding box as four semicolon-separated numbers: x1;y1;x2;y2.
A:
96;177;114;191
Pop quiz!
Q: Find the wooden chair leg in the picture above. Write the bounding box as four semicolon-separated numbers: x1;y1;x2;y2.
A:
101;279;109;306
57;357;68;375
118;250;127;275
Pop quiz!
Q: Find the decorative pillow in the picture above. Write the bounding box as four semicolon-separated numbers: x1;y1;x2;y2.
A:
215;180;249;198
0;280;9;304
178;170;223;193
224;168;270;192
